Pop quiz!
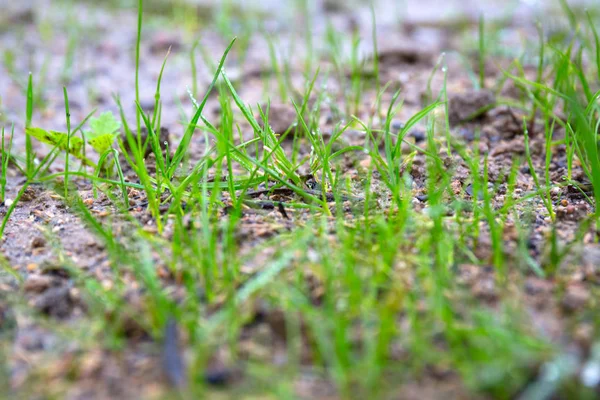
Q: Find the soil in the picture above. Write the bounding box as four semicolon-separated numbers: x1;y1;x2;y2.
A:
1;0;600;399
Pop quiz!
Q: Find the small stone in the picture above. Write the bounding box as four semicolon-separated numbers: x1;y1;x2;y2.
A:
489;139;525;157
448;89;495;125
34;286;73;318
123;127;170;157
149;32;182;55
23;275;54;293
79;350;103;378
143;225;158;234
409;129;426;143
69;288;81;301
374;43;432;66
264;308;287;342
157;267;171;279
204;367;233;386
561;285;590;313
524;277;553;295
472;278;497;302
391;120;405;131
573;323;594;348
19;186;37;202
31;236;46;249
359;157;372;169
259;104;297;136
556;206;568;219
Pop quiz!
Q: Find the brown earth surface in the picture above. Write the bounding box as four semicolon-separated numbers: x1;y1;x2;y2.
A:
1;0;600;399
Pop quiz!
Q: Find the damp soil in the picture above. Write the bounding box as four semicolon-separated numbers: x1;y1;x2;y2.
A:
1;0;600;399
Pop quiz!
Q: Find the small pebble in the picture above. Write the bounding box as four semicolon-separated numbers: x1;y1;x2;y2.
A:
204;367;233;386
26;263;38;272
561;285;590;313
31;236;46;249
23;275;54;293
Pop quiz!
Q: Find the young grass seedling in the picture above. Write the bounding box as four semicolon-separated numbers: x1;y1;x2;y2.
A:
63;87;72;199
25;73;34;178
0;126;14;203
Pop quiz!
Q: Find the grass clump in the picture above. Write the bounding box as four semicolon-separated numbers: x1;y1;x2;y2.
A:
2;1;600;399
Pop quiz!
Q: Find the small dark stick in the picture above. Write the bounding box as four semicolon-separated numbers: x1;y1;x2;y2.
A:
277;202;290;219
162;318;187;389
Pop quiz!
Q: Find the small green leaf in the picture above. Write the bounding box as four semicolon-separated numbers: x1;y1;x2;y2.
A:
87;111;121;139
25;127;83;156
88;133;118;154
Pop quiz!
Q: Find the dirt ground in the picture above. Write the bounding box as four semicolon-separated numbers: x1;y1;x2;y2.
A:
2;0;600;399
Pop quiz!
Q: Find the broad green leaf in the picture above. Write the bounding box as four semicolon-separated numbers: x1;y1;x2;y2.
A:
88;111;121;139
88;133;118;154
26;127;83;156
